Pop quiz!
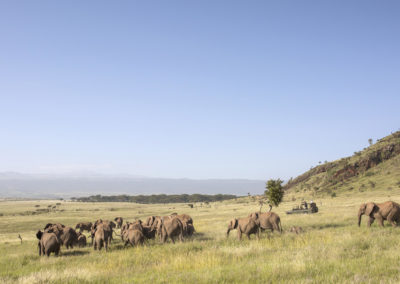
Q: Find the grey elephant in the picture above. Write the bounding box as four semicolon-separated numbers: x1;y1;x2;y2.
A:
45;225;78;249
249;212;282;233
36;230;60;256
226;217;259;240
75;222;92;233
93;223;109;251
358;201;400;227
124;229;145;247
157;217;184;243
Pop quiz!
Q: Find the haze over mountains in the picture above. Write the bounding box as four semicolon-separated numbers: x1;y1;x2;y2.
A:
0;172;265;199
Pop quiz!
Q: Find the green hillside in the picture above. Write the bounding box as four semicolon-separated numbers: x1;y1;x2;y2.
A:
284;130;400;197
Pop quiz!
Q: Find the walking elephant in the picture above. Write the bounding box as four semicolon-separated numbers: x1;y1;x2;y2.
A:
45;225;78;249
358;201;400;227
249;212;282;233
157;217;184;243
75;222;92;233
36;230;60;257
226;217;259;240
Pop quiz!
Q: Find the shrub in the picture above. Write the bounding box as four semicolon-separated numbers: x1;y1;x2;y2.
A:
264;179;284;207
331;193;337;198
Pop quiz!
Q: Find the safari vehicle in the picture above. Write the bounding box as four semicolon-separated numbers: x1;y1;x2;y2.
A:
286;201;318;214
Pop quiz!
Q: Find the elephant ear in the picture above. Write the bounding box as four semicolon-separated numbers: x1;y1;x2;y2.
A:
233;219;238;229
36;230;43;240
365;203;376;216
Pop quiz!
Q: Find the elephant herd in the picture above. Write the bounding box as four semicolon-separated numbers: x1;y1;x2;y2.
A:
36;213;195;256
35;200;400;257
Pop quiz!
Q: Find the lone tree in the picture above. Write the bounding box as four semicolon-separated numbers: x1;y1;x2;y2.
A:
368;138;373;146
264;179;284;209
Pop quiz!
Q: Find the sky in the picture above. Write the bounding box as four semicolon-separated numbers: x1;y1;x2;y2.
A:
0;1;399;180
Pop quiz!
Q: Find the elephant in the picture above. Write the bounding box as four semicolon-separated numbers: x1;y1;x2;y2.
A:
93;223;109;251
248;212;282;233
45;225;78;249
75;222;92;233
184;223;196;237
36;230;60;256
114;217;123;228
77;232;87;247
227;217;259;240
44;223;65;231
128;220;143;231
92;220;115;244
174;214;194;237
124;229;145;247
289;226;303;234
358;201;400;227
157;217;184;243
145;216;161;228
142;225;157;239
102;220;116;229
176;214;193;225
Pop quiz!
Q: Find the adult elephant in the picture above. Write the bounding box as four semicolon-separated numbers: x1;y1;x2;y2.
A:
227;217;259;240
75;222;92;233
124;229;145;247
93;223;109;251
358;201;400;227
36;230;60;256
249;212;282;233
45;225;79;249
175;214;195;237
157;217;184;243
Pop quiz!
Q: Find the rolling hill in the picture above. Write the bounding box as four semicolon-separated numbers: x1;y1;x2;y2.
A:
284;130;400;196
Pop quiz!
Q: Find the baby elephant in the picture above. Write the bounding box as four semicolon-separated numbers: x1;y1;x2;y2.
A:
227;217;259;240
289;226;303;234
36;230;60;257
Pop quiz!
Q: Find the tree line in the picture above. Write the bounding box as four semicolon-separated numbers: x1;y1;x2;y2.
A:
72;194;238;204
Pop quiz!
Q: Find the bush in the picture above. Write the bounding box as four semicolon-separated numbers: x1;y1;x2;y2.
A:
264;179;284;207
331;193;337;198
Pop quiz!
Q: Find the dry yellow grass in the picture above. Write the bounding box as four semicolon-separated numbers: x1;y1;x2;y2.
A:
1;189;400;283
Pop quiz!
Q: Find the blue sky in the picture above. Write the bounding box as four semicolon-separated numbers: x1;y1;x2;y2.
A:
0;1;399;180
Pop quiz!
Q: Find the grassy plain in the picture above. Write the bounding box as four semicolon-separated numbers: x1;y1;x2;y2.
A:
1;189;400;283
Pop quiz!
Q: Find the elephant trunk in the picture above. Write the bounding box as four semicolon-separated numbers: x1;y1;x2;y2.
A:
226;228;231;237
358;211;363;227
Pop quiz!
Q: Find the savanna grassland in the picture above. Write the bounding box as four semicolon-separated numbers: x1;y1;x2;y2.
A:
1;189;400;283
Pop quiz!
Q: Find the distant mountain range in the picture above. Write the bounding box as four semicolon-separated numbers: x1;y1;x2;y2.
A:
0;172;265;199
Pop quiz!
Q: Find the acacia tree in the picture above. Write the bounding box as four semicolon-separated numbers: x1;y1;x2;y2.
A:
264;179;284;209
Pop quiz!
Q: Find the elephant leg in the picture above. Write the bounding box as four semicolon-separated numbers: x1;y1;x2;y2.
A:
237;230;242;241
247;233;250;240
256;229;260;240
386;211;397;227
104;240;108;251
377;217;384;227
367;217;375;227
